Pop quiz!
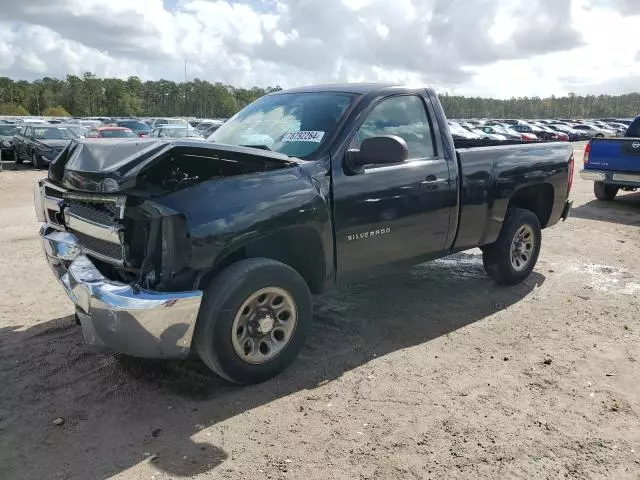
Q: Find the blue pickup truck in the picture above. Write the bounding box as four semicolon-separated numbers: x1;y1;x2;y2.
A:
581;116;640;200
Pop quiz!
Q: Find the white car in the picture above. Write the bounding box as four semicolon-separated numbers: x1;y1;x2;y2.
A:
448;121;482;139
149;117;189;128
468;127;506;141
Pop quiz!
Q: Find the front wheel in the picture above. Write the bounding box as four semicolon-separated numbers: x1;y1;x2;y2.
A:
32;151;44;169
594;182;618;201
483;208;542;285
194;258;312;384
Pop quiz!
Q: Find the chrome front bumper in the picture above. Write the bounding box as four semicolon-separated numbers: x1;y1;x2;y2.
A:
39;225;203;358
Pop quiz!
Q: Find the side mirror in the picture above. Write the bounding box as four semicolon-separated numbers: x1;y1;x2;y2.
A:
345;135;408;174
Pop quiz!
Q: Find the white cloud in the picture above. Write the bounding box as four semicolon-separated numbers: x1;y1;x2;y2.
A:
0;0;637;98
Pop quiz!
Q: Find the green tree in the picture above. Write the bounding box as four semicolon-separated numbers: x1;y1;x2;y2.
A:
0;73;637;120
0;104;30;115
43;106;71;117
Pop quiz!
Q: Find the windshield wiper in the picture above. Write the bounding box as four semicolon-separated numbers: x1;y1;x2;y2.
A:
239;144;271;151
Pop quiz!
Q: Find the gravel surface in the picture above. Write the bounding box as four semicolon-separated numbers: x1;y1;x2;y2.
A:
1;143;639;479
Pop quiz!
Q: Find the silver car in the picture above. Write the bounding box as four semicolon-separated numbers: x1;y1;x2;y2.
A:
571;123;617;138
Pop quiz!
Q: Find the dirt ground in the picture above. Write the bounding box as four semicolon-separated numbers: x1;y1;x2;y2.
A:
0;143;639;480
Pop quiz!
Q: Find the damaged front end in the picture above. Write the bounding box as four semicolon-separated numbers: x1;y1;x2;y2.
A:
37;138;298;358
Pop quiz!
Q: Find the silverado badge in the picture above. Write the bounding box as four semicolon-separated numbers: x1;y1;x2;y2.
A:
347;227;391;242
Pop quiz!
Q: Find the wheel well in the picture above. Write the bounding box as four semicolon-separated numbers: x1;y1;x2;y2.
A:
197;227;327;294
507;184;554;227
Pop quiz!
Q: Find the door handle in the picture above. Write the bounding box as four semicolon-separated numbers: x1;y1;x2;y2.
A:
420;176;447;188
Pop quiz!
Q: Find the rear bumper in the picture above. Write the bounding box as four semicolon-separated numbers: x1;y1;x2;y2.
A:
580;169;640;187
40;225;203;359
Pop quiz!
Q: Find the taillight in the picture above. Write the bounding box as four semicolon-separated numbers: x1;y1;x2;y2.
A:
583;141;591;165
568;153;575;194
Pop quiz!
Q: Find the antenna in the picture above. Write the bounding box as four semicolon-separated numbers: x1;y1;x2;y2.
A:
184;57;188;117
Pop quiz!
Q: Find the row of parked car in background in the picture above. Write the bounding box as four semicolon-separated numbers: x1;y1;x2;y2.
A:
447;117;631;142
0;116;227;168
0;114;633;169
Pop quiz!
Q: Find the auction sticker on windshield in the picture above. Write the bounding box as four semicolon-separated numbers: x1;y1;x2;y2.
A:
282;131;325;143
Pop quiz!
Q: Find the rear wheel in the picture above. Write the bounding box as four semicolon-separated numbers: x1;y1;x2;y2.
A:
594;182;618;201
194;258;312;384
483;208;542;285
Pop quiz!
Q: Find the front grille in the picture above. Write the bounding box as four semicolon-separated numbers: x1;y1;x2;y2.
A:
71;231;124;262
44;186;64;199
65;200;121;228
41;179;127;265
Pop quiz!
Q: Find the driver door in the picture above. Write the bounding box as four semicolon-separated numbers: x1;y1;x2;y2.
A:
332;94;453;281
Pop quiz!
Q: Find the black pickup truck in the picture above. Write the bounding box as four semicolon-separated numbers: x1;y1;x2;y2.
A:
35;84;573;384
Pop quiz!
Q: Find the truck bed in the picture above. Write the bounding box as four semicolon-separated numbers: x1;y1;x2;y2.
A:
452;138;554;149
452;141;574;251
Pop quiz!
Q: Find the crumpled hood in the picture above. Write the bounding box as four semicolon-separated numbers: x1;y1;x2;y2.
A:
49;138;302;193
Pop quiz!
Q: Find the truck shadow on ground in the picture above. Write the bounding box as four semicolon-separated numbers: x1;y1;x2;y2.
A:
0;252;545;479
571;191;640;227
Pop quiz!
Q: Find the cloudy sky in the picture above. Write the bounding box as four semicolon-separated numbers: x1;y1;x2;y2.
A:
0;0;638;98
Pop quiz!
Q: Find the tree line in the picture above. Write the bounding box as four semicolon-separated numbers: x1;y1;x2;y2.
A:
0;73;638;119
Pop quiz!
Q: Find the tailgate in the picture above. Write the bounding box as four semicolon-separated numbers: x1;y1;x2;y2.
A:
586;138;640;172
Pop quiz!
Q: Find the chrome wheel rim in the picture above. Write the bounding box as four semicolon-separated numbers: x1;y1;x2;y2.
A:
231;287;297;365
510;225;535;271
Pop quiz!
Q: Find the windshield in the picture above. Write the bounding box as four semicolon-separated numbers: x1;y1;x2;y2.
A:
67;126;88;137
33;127;75;140
209;92;357;157
448;122;467;134
0;125;18;136
101;129;137;138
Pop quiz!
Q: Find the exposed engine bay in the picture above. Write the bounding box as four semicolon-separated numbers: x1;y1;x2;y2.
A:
136;145;293;195
44;139;300;292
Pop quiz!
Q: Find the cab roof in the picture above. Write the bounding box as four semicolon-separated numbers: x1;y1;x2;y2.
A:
269;83;434;96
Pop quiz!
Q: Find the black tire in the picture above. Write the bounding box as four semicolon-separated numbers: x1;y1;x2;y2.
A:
194;258;312;384
482;208;542;285
14;148;22;165
595;133;604;138
594;182;618;201
33;151;44;169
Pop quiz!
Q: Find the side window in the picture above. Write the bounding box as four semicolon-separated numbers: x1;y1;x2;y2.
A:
353;95;435;160
86;130;99;138
25;127;33;138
